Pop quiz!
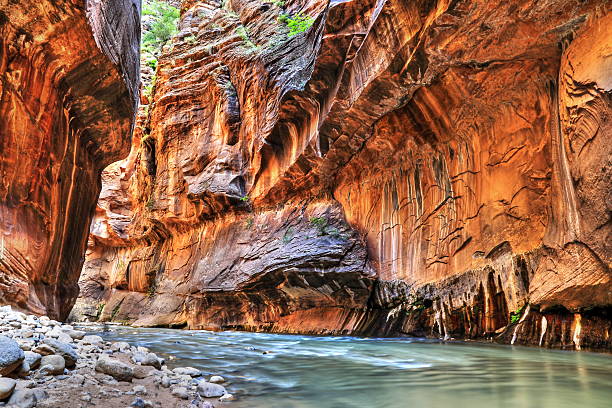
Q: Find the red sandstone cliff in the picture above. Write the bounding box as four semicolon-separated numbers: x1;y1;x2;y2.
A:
73;0;611;350
0;0;140;319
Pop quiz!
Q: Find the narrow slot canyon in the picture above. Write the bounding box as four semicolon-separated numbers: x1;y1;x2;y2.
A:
0;0;610;407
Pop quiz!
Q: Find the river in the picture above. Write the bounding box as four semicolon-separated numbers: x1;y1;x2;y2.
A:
93;326;612;408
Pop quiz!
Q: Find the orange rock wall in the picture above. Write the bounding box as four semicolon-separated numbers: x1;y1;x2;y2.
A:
0;0;140;319
73;0;611;350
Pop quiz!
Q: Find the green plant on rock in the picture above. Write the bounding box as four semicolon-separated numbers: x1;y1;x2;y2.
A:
510;304;526;324
96;303;105;320
309;216;328;235
236;26;258;49
110;303;121;320
140;0;179;100
280;12;314;37
326;227;342;238
146;56;158;70
240;194;250;202
144;73;157;99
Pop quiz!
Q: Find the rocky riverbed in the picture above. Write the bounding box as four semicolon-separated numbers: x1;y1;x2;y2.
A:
0;306;234;407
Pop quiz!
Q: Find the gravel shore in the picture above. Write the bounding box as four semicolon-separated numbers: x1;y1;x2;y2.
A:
0;306;234;407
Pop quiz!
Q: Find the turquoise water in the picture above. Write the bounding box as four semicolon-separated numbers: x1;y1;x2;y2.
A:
94;326;612;408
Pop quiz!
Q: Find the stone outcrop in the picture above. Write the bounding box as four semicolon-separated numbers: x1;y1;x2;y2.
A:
0;0;140;319
74;0;611;350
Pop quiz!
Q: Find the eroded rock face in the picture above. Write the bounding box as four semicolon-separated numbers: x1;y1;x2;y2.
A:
0;0;140;319
74;0;610;349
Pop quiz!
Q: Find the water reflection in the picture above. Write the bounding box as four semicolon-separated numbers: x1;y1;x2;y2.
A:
92;326;612;408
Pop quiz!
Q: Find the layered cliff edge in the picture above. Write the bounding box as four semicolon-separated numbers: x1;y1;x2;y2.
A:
0;0;141;319
72;0;611;351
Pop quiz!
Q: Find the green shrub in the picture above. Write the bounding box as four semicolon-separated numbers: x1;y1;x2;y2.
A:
96;303;105;319
110;303;121;320
309;216;328;235
282;12;314;37
510;304;526;324
146;56;157;70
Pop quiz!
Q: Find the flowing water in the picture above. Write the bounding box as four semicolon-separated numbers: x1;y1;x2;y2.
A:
93;326;612;408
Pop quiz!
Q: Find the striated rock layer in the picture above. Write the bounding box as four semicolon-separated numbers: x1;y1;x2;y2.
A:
0;0;140;319
73;0;611;350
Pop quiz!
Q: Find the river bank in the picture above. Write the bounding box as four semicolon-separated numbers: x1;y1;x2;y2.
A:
0;306;234;407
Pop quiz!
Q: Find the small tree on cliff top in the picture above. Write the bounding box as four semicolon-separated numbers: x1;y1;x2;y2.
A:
142;0;180;55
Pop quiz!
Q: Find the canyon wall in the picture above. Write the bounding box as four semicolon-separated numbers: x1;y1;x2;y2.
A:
0;0;140;319
73;0;611;350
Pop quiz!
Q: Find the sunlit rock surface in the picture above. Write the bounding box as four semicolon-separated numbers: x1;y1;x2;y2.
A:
73;0;610;350
0;0;140;319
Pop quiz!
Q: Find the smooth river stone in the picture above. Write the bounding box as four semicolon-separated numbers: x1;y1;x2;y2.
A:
0;377;16;399
0;335;25;375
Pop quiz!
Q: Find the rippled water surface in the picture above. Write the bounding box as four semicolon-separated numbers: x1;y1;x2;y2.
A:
94;326;612;408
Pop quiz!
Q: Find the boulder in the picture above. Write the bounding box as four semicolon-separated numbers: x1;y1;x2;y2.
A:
171;386;189;399
95;357;133;382
209;375;225;383
42;339;78;367
0;377;16;400
39;355;66;375
23;352;41;369
6;388;47;408
172;367;201;377
81;335;104;345
131;352;162;369
0;335;25;375
64;329;86;340
197;381;227;398
133;365;156;379
16;361;31;377
110;341;131;352
219;393;235;402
